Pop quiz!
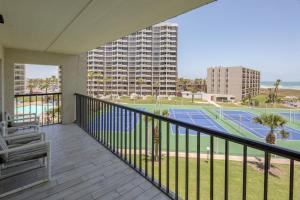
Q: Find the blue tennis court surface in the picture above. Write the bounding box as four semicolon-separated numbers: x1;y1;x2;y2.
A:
223;110;300;140
280;112;300;122
169;108;228;135
93;108;144;132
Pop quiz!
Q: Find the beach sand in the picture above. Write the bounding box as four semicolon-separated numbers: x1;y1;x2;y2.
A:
260;88;300;98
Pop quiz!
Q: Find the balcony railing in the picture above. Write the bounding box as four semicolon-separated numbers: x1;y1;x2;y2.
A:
75;93;300;200
14;93;62;126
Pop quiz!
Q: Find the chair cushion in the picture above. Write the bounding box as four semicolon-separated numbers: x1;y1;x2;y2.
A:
0;135;8;150
0;135;8;162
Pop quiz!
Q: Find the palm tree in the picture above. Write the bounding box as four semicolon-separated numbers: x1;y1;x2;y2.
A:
120;76;127;96
137;78;144;98
273;79;281;103
104;76;113;96
187;82;197;103
27;79;35;94
153;82;160;109
153;109;169;161
40;78;51;93
87;71;96;96
253;113;289;168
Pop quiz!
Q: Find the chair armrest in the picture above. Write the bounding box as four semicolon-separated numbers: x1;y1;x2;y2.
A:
0;141;50;163
5;131;44;140
9;113;37;119
8;113;39;123
0;141;49;154
4;132;45;145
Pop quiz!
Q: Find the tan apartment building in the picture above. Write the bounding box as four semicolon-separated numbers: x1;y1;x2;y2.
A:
207;66;260;101
14;63;26;95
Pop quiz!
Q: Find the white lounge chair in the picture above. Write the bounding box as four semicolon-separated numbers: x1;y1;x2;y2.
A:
0;133;50;198
0;112;40;136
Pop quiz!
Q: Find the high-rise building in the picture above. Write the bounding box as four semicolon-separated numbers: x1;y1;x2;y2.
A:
207;66;260;101
87;22;178;97
14;63;26;95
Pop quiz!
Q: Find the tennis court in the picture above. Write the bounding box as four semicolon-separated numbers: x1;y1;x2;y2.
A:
280;112;300;122
169;108;228;135
223;110;300;140
93;108;144;132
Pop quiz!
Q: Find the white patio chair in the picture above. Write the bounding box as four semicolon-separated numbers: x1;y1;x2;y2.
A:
0;134;50;198
0;112;40;136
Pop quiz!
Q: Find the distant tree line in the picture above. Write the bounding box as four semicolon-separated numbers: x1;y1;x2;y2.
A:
27;75;59;94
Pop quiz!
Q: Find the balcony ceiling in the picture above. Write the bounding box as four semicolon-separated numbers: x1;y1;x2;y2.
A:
0;0;214;55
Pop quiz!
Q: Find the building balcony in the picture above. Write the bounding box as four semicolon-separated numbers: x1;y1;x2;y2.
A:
1;124;167;200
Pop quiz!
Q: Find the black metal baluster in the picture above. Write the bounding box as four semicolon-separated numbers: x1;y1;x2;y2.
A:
101;102;103;141
87;98;89;133
185;128;189;200
92;99;96;138
289;159;294;200
94;99;96;137
29;95;32;120
264;152;269;200
120;108;123;158
125;109;128;161
97;101;100;141
58;94;60;123
151;117;155;182
83;97;86;131
175;125;179;200
22;96;25;122
243;145;247;200
158;120;162;187
196;131;201;200
110;104;112;148
106;103;109;146
166;122;170;194
145;115;148;177
89;98;91;134
129;111;132;164
113;106;116;152
139;113;142;171
91;99;93;136
47;94;49;125
134;112;137;168
41;94;44;126
224;140;229;200
36;95;38;123
52;94;54;124
210;136;214;200
117;107;120;155
103;103;106;144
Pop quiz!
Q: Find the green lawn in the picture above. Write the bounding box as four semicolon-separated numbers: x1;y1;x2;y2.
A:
148;157;300;200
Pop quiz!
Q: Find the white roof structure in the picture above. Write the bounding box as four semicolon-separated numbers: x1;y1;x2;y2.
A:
0;0;214;55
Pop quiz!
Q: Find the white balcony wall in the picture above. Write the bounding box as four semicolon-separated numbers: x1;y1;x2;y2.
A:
2;48;87;124
0;44;4;120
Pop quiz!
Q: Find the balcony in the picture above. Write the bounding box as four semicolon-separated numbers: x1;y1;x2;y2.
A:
2;124;168;200
1;1;298;199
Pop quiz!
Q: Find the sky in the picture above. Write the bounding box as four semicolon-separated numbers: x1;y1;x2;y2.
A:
25;0;300;81
168;0;300;81
25;64;58;79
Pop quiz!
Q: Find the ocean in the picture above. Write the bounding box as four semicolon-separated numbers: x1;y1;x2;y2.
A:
261;81;300;90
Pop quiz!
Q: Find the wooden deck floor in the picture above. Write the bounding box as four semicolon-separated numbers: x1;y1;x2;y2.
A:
2;124;169;200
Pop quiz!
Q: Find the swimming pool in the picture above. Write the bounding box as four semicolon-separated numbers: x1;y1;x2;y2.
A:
15;105;54;116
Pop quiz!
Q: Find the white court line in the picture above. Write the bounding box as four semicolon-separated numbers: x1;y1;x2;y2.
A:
223;112;266;138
